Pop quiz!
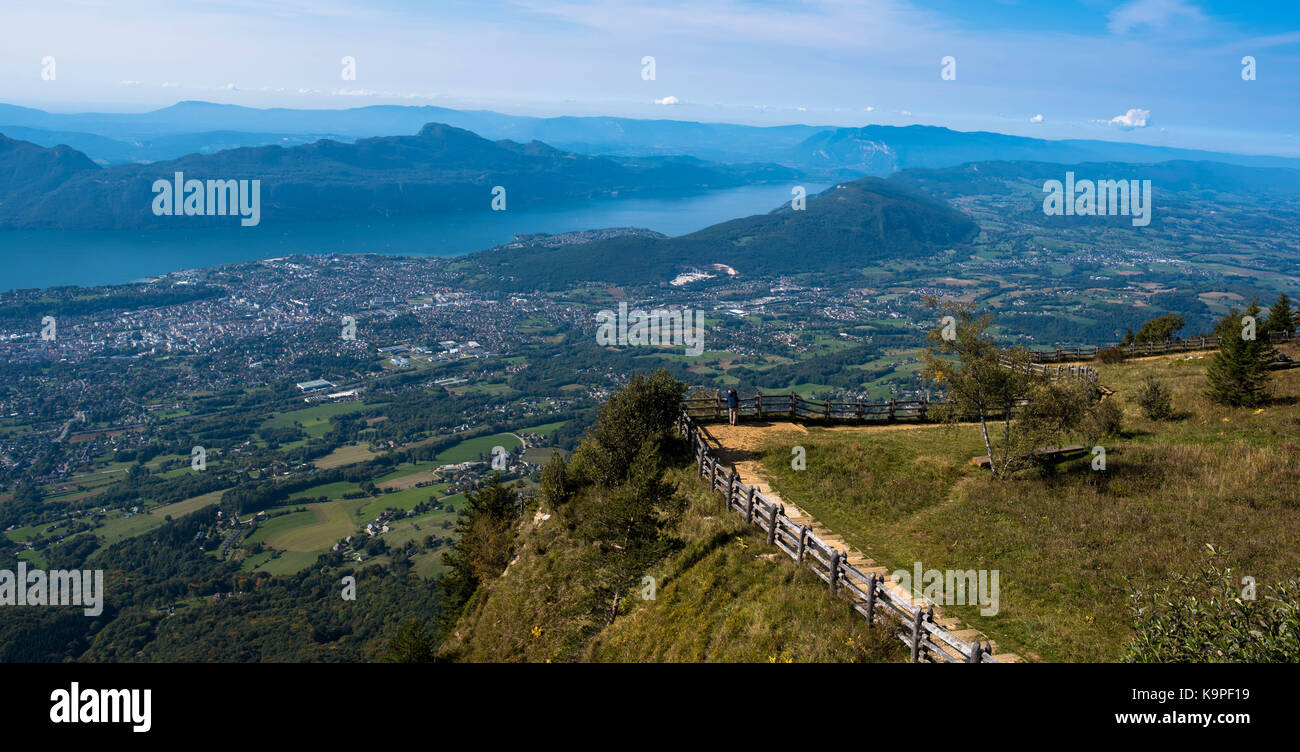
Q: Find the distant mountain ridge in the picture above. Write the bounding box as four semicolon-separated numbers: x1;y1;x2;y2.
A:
0;124;796;229
4;101;1299;174
794;125;1300;177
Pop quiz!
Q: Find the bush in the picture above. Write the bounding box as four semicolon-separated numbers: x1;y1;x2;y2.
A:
1096;346;1127;364
1123;549;1300;663
1134;376;1173;420
1085;398;1124;440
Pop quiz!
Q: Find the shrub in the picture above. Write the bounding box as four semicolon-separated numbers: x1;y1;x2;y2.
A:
1085;398;1124;440
1133;376;1174;420
1123;549;1300;663
1096;346;1127;364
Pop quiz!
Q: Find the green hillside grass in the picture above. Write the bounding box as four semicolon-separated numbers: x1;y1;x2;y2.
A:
752;343;1300;661
443;465;904;663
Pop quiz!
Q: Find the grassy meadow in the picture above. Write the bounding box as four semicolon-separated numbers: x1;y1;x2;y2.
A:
751;343;1300;661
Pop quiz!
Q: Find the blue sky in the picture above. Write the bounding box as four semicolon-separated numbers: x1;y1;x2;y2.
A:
1;0;1298;155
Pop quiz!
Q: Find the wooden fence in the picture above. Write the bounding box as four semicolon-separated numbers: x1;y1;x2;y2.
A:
683;358;1096;424
677;410;1002;663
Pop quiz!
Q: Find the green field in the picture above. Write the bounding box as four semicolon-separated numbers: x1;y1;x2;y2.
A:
313;443;378;469
357;485;450;520
260;401;378;438
245;549;321;576
94;512;165;545
434;433;522;464
287;481;363;501
247;499;365;552
519;420;567;436
151;489;228;519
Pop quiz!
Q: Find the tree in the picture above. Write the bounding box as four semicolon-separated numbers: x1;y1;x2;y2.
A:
383;618;438;663
1264;292;1295;337
1205;303;1274;407
570;370;685;487
579;437;682;625
923;302;1099;478
1133;313;1185;344
923;302;1035;478
539;451;574;509
437;474;520;624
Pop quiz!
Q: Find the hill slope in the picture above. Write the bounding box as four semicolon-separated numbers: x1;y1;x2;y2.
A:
442;464;903;662
468;177;979;289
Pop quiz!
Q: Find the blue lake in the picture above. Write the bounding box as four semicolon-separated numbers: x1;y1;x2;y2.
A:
0;183;827;292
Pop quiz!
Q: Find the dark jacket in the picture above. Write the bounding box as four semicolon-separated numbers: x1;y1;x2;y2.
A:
726;390;739;408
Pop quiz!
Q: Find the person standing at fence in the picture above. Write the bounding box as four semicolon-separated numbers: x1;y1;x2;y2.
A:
727;388;739;426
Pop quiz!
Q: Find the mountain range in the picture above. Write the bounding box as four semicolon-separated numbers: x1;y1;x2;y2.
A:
4;101;1299;176
0;124;796;230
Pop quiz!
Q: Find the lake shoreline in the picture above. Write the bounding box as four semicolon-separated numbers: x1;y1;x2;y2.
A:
0;183;826;292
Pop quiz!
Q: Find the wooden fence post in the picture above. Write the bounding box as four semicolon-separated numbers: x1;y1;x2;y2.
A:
888;398;896;422
823;400;831;422
709;457;718;496
864;573;877;627
910;605;925;662
789;393;796;418
796;525;807;564
829;550;841;596
728;466;738;506
767;505;782;545
745;485;756;523
756;393;763;419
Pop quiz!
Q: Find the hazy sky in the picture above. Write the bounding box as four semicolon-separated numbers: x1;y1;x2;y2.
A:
2;0;1298;154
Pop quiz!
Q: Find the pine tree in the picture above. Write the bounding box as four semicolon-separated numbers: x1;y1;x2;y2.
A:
1265;292;1295;337
579;437;680;625
1205;303;1274;407
383;618;438;663
436;474;520;626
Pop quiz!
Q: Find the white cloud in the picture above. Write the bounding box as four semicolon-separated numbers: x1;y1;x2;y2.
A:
1108;0;1207;34
118;80;142;86
1030;113;1044;123
1105;107;1151;129
864;106;874;112
654;95;681;105
161;82;178;88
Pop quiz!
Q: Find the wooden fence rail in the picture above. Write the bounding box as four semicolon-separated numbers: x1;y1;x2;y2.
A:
677;410;1000;663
